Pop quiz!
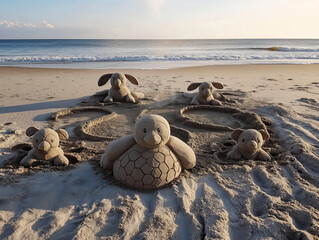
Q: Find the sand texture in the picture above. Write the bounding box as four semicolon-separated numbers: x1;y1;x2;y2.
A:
0;65;319;239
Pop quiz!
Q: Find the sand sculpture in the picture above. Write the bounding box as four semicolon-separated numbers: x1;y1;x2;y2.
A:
100;114;196;189
227;129;271;161
20;127;69;166
187;81;224;105
98;72;144;103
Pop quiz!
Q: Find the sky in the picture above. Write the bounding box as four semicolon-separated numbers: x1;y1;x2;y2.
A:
0;0;319;39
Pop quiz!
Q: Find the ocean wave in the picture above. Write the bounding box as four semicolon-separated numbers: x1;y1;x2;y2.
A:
0;54;319;64
265;47;319;52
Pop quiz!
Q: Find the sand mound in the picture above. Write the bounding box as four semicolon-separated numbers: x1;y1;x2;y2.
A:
1;89;319;239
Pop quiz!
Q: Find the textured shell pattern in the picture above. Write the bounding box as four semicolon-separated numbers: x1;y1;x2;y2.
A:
113;144;182;189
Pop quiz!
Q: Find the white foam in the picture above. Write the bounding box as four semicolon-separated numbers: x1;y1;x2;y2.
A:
0;54;319;64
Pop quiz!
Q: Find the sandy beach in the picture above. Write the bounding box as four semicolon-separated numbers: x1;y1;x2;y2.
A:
1;64;319;239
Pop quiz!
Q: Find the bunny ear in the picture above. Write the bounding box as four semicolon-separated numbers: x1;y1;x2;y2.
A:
26;127;39;137
212;82;223;89
125;74;138;85
259;129;270;141
231;129;244;141
98;74;113;86
56;129;69;140
187;82;201;91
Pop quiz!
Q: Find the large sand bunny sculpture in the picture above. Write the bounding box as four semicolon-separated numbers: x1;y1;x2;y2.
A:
98;72;144;103
227;129;271;161
20;127;69;166
100;114;196;189
187;81;224;105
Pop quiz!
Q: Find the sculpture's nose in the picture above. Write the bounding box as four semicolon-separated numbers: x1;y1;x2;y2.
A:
113;79;122;89
38;140;51;152
144;131;161;146
202;89;210;97
247;141;258;152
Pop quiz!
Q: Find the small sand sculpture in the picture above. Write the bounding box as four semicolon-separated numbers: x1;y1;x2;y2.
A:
98;72;144;103
100;114;196;189
227;129;271;161
187;81;224;105
20;127;69;166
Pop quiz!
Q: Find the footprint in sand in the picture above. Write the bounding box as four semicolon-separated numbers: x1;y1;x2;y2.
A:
250;192;271;217
289;210;312;231
250;167;278;196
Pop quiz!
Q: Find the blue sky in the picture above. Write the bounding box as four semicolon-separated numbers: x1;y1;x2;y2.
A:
0;0;319;39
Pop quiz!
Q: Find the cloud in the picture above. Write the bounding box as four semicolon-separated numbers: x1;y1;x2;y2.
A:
0;20;36;28
42;20;54;29
0;20;54;29
138;0;166;14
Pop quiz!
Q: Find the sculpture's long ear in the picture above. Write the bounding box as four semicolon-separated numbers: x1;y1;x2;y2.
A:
231;129;244;141
187;82;201;91
259;129;270;141
26;127;39;137
98;74;113;86
212;82;223;89
56;129;69;140
125;74;138;85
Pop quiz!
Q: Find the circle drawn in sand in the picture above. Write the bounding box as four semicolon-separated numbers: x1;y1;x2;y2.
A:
81;113;132;141
178;105;267;132
51;107;118;141
50;106;112;122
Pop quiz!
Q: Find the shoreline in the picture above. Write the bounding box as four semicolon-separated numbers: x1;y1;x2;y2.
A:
1;62;318;70
1;62;319;71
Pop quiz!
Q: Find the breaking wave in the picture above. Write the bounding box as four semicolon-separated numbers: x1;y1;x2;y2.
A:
263;47;319;52
1;54;319;64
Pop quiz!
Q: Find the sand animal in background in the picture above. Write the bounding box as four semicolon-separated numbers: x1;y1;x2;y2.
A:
187;81;224;105
100;114;196;189
98;72;144;103
20;127;69;166
227;128;271;161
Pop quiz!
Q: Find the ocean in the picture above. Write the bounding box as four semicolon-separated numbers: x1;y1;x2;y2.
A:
0;39;319;69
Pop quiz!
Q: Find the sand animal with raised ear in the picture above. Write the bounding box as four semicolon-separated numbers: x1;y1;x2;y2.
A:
187;81;224;105
20;127;69;166
98;72;144;103
100;114;196;189
227;129;271;161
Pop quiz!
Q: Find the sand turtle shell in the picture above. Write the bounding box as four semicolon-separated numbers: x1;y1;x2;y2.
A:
113;144;182;189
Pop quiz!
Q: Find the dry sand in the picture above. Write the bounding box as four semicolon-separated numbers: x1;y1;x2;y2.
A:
0;65;319;239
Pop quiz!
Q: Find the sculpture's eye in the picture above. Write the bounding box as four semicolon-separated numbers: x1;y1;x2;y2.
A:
157;128;161;133
257;139;260;143
51;139;54;143
242;139;245;143
143;128;147;133
35;139;39;143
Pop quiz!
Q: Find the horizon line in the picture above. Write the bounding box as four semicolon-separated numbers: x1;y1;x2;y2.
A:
1;38;319;40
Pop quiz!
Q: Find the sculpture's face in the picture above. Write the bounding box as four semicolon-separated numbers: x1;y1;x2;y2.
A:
111;73;127;89
237;129;264;154
133;115;170;149
33;128;59;153
199;82;213;98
